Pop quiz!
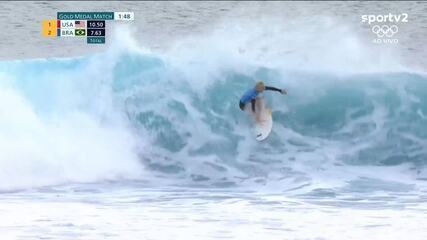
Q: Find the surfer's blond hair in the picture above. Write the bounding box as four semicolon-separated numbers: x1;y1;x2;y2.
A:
255;81;265;92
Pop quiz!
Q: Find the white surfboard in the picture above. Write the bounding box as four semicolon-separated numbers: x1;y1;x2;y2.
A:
253;98;273;141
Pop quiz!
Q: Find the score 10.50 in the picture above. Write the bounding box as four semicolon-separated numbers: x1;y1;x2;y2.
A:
88;20;104;28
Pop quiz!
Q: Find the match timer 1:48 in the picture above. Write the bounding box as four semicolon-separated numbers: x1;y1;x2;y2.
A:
114;12;134;21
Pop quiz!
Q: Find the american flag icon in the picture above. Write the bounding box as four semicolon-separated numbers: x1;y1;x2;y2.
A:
75;20;86;28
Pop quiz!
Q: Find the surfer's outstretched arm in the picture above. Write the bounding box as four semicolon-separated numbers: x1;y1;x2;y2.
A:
266;86;286;94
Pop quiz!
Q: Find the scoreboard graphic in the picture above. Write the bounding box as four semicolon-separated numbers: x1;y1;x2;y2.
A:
42;12;134;44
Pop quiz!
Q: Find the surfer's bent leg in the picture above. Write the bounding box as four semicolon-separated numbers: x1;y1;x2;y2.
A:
251;99;256;113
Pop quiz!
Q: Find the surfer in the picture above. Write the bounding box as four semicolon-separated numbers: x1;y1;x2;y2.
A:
239;81;286;116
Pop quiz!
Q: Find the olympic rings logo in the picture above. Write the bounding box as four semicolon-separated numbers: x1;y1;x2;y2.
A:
371;25;398;38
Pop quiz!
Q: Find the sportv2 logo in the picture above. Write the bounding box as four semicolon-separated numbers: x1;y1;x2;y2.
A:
361;13;409;44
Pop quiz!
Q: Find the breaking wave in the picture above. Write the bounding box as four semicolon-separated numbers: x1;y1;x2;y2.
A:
0;20;426;191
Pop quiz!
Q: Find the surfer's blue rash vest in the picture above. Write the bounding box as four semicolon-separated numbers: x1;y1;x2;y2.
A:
240;87;259;104
239;86;282;111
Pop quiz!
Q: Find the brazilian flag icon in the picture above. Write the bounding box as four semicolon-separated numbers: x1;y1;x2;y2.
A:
75;29;86;36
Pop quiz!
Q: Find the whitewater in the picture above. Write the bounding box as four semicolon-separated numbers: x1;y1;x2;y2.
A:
1;2;427;239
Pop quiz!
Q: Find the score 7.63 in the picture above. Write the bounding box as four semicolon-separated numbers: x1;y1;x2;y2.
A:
88;29;105;36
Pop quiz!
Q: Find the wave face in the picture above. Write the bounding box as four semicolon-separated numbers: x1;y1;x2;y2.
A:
0;25;426;191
